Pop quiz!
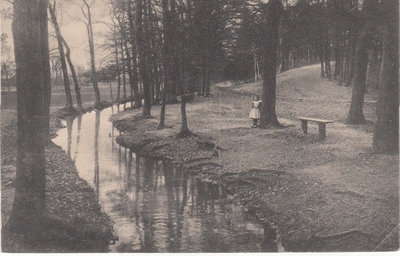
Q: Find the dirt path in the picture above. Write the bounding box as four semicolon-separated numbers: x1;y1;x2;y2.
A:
111;64;398;251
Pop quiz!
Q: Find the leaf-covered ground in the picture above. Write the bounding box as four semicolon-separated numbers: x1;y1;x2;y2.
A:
111;64;398;251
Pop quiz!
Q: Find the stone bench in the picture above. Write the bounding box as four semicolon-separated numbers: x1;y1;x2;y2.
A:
297;117;334;140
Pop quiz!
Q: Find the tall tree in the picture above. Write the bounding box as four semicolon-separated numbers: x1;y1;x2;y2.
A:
114;36;121;101
259;0;283;128
61;36;83;111
49;1;73;111
346;0;377;124
8;0;51;236
373;0;398;153
126;1;141;108
158;0;171;129
135;0;152;118
81;0;101;108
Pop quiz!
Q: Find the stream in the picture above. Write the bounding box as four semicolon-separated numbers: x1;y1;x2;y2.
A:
52;103;283;252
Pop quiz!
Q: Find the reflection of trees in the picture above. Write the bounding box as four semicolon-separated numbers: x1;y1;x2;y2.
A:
141;157;157;252
261;224;277;252
164;161;176;251
73;115;82;162
133;156;143;247
94;110;100;202
163;163;190;252
126;150;133;191
175;172;187;250
197;181;221;251
118;146;122;191
109;153;277;252
111;123;115;151
66;116;74;157
135;157;141;193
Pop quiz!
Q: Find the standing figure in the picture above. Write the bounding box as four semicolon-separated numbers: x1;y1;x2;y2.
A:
249;95;262;128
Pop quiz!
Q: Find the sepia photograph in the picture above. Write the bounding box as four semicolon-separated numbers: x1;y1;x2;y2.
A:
0;0;398;252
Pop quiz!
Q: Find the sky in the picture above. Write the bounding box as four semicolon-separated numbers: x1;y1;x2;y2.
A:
1;0;113;70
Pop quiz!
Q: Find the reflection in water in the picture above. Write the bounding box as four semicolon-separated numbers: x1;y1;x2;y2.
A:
94;110;100;202
111;125;115;151
52;104;281;252
73;115;82;162
262;224;278;252
66;116;74;157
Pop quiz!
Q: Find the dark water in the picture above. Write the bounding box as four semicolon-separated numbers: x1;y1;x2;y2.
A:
52;103;283;252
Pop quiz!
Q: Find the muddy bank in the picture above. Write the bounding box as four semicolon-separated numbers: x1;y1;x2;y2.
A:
1;110;116;252
111;66;398;251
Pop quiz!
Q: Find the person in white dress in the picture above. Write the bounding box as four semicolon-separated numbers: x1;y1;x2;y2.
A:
249;95;262;128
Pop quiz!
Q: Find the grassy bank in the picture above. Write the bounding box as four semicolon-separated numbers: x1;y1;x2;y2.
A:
1;110;116;251
111;64;398;251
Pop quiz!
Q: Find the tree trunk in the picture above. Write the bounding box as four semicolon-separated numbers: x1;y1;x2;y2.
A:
61;36;82;111
334;36;343;81
127;6;141;108
367;42;382;89
123;40;136;104
154;64;161;102
205;66;210;96
136;0;152;118
318;46;325;77
8;0;50;235
49;4;73;111
120;43;127;100
83;0;101;108
115;38;121;101
373;1;399;153
323;42;331;80
177;95;191;137
159;87;166;128
280;44;290;73
167;0;178;103
345;42;356;86
109;82;113;102
260;0;283;128
346;23;374;124
159;0;170;128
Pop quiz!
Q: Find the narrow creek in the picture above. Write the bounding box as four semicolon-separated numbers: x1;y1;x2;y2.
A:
52;103;283;252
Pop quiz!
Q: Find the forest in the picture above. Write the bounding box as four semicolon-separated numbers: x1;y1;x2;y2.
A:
1;0;398;252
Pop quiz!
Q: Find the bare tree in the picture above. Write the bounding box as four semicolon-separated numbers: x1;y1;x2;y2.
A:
81;0;101;108
60;36;83;111
135;0;152;118
158;0;171;129
49;0;73;111
126;1;142;108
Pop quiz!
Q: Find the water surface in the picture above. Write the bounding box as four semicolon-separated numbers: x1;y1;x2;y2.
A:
52;103;282;252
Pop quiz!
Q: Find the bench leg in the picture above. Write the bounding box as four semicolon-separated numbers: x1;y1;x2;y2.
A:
319;123;326;140
301;120;308;134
